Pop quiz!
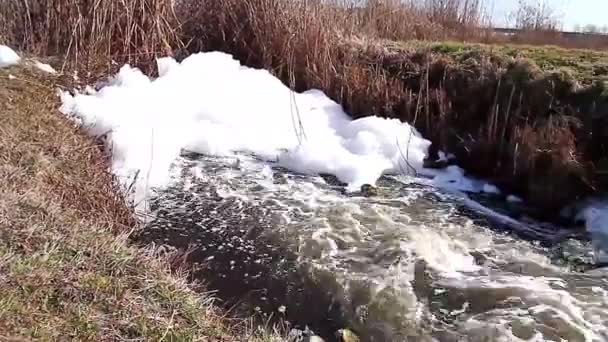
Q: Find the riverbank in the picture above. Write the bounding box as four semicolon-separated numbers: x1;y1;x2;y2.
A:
181;0;608;218
339;39;608;216
0;62;280;340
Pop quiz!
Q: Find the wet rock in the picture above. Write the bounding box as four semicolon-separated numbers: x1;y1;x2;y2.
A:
360;184;378;197
423;158;449;169
469;250;488;266
336;329;360;342
319;173;347;187
288;328;325;342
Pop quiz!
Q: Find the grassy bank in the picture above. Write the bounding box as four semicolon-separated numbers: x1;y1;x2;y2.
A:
0;63;278;340
2;0;607;216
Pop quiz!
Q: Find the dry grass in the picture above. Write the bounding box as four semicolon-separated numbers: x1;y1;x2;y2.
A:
0;64;281;341
1;0;606;67
340;0;490;41
0;0;180;72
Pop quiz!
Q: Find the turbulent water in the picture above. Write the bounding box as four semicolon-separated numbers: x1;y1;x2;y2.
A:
136;153;608;342
55;49;608;341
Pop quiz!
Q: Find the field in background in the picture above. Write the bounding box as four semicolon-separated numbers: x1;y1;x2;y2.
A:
1;0;607;215
3;0;607;70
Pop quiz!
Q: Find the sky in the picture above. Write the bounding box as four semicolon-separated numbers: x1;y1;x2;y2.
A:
489;0;608;30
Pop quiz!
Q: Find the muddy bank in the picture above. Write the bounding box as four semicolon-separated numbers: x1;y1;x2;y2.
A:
347;41;608;218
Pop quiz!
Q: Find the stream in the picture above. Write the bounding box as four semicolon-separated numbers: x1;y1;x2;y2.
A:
58;50;608;342
135;153;608;342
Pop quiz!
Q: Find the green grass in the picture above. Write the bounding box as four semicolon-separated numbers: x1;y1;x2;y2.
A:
0;63;281;341
413;40;608;84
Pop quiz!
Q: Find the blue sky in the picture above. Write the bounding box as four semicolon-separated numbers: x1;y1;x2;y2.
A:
489;0;608;30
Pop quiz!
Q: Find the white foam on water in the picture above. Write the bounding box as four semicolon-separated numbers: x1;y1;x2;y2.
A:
440;274;604;341
33;61;57;74
60;51;499;206
211;159;605;340
483;183;501;194
161;153;607;341
577;200;608;264
406;229;481;277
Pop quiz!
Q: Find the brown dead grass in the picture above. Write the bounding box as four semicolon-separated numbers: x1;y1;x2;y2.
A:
0;0;180;72
0;63;280;341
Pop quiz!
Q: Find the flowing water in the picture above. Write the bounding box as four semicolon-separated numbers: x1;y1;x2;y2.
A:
56;50;608;341
136;152;608;342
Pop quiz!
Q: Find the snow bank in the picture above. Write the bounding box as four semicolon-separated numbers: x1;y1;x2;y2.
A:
0;45;20;68
60;52;490;203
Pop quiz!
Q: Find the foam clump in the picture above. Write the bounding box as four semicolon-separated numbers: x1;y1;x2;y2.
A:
60;52;487;203
577;201;608;263
0;45;20;68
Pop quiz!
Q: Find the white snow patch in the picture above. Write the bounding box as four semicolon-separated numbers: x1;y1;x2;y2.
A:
59;52;492;205
34;61;57;74
0;45;20;68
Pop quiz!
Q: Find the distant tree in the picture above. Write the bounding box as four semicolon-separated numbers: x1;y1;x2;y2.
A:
510;0;561;31
572;23;608;34
583;24;600;33
423;0;484;27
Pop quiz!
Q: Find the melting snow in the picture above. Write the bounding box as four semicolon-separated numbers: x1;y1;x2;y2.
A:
0;45;20;68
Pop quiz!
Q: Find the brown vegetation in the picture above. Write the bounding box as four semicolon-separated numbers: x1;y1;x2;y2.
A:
0;0;179;72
